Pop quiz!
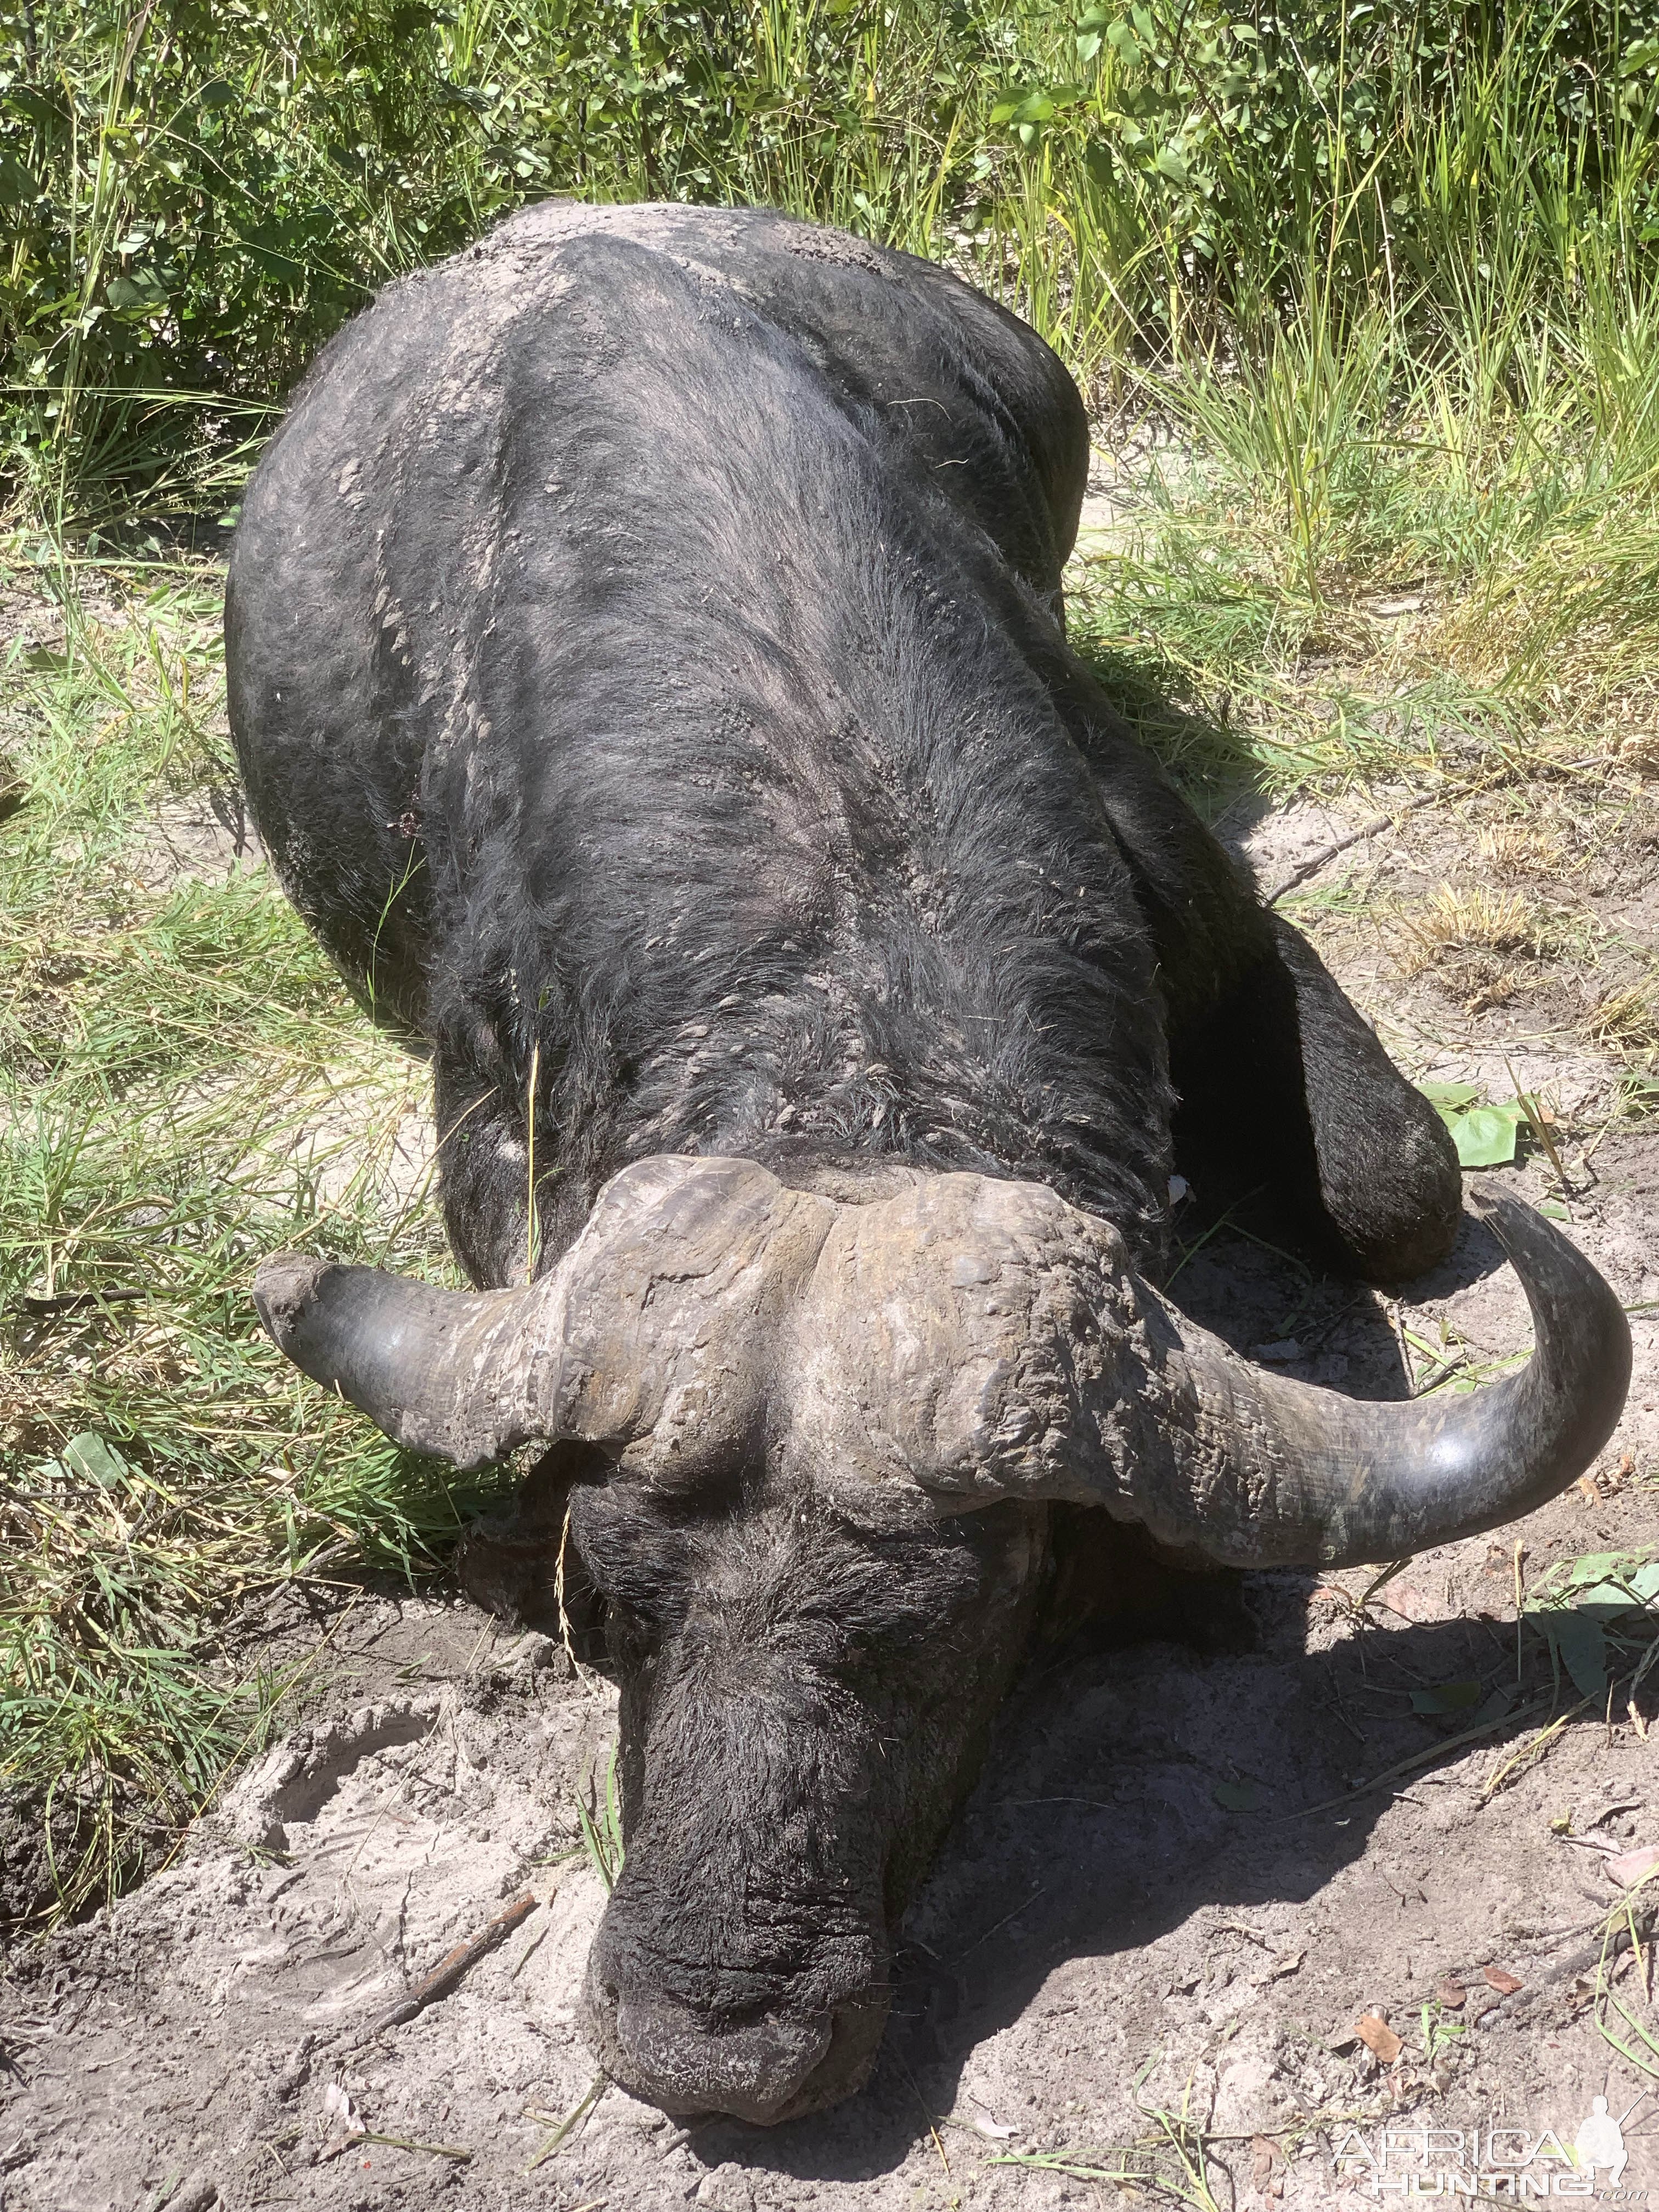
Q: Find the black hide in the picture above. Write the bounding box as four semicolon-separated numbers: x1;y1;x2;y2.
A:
228;201;1460;2122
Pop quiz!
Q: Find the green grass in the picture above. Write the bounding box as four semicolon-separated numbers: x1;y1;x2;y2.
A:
7;0;1659;779
6;1;1659;551
575;1746;624;1893
0;571;497;1921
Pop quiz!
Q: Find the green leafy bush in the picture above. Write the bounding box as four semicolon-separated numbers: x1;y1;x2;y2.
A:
2;0;1658;518
0;0;978;512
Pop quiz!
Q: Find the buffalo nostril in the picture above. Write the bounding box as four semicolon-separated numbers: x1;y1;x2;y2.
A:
611;1996;833;2125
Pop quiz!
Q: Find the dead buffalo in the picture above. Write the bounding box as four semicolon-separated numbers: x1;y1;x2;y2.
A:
230;201;1629;2126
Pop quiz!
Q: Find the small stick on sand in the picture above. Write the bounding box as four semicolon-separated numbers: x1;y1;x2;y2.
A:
370;1892;539;2034
1261;751;1618;906
360;2132;473;2162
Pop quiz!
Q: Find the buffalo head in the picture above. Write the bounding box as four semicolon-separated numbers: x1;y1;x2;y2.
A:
254;1156;1629;2121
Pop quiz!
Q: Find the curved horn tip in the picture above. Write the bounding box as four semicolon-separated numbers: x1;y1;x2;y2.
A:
1465;1175;1571;1243
1465;1177;1629;1328
253;1250;332;1347
1463;1173;1632;1466
1465;1176;1525;1228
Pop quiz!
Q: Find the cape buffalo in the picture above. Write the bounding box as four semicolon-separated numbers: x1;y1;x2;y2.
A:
232;201;1629;2126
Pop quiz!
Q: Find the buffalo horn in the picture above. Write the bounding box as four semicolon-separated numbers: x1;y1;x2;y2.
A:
781;1173;1629;1570
253;1251;556;1470
252;1155;832;1476
255;1160;1630;1572
1130;1182;1631;1568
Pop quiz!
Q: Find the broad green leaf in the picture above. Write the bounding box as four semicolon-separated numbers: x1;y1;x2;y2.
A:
1015;91;1056;122
1569;1582;1638;1612
1409;1680;1483;1714
1570;1551;1630;1585
1213;1780;1269;1810
1450;1105;1522;1166
1471;1688;1516;1729
1544;1609;1608;1702
1419;1081;1480;1109
61;1432;130;1487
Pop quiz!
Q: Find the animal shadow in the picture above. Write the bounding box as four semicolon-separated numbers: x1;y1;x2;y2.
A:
681;1600;1567;2189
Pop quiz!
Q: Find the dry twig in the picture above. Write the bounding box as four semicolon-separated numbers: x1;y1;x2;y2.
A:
369;1892;539;2034
1263;753;1617;905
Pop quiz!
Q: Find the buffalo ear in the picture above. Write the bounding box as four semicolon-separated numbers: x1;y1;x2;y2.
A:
455;1439;611;1639
253;1253;555;1470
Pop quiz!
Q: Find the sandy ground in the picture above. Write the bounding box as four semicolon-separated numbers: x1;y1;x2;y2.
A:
5;703;1659;2211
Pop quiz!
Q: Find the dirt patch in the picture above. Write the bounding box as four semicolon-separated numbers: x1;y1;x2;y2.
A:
4;778;1658;2210
1222;768;1659;1124
0;569;126;667
7;1455;1659;2208
122;789;265;893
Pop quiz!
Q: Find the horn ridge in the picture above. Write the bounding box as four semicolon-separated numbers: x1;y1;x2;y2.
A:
251;1153;831;1477
255;1160;1631;1562
776;1171;1630;1571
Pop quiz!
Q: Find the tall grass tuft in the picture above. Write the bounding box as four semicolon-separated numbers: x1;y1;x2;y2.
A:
4;0;1659;539
0;573;500;1921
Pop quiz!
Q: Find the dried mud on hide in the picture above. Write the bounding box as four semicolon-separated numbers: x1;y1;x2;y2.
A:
6;789;1659;2208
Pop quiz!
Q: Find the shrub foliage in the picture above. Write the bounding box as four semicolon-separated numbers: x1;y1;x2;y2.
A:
3;0;1658;516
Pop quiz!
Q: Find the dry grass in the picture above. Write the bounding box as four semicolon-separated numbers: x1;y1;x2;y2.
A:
1395;885;1544;975
1589;978;1659;1063
1617;727;1659;777
1476;823;1568;876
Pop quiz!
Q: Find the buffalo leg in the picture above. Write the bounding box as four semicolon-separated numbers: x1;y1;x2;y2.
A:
1044;655;1460;1284
1169;912;1460;1283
